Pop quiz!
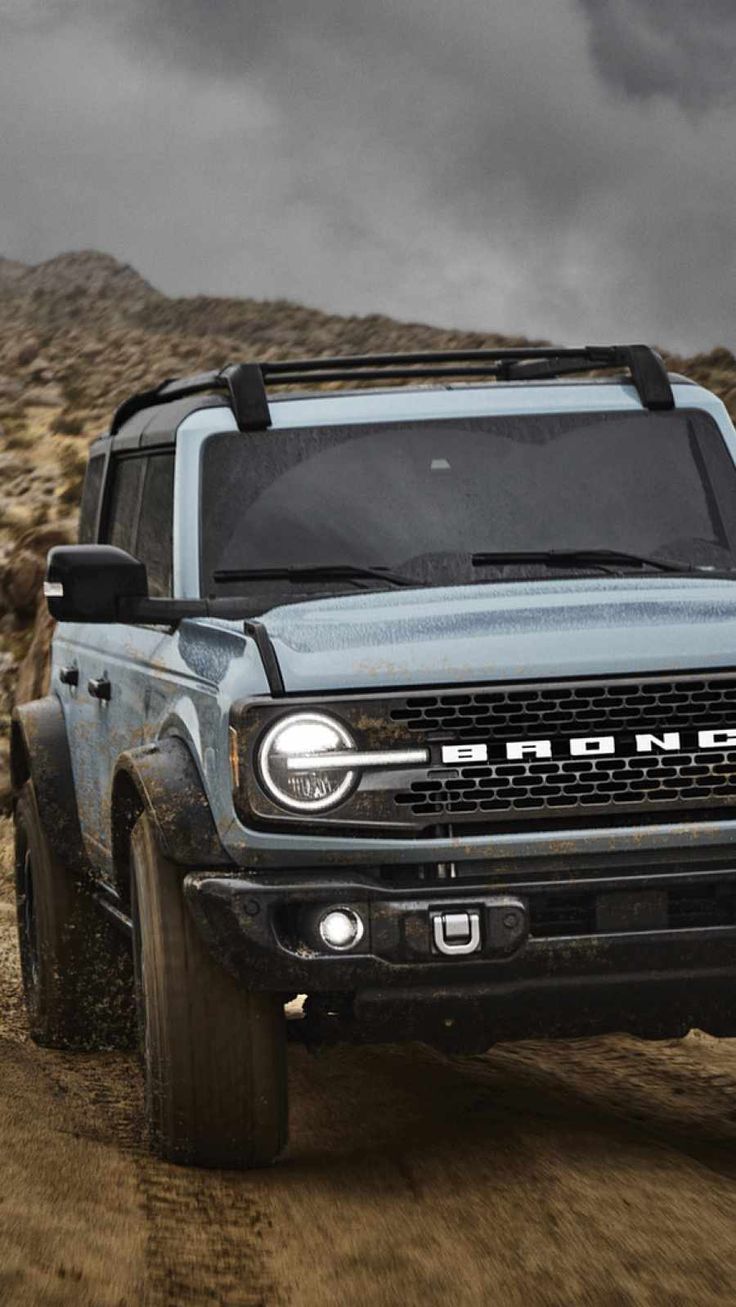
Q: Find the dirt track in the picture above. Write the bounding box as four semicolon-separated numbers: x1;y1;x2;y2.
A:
4;817;736;1306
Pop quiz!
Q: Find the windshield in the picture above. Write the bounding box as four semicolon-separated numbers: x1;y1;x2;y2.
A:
200;408;736;599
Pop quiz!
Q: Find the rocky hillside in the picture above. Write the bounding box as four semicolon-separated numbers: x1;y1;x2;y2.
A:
1;249;735;808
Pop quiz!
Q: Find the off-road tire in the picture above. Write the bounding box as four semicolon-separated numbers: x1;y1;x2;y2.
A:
130;812;288;1168
14;781;135;1049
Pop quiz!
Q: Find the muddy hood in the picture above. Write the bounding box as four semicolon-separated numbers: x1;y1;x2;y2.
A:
257;577;736;695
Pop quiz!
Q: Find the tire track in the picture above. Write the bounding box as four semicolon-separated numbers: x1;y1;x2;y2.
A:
6;808;736;1306
33;1045;280;1306
491;1032;736;1178
0;819;278;1307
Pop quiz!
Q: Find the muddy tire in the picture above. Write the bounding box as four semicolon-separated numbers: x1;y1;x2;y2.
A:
14;781;135;1049
130;812;288;1168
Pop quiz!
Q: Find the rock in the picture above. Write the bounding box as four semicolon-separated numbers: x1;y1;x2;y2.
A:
15;339;39;367
0;650;16;703
15;597;55;706
3;549;44;616
23;383;64;407
0;524;75;711
0;375;23;401
52;413;84;437
0;452;25;477
0;738;11;815
1;523;74;618
0;652;15;812
28;357;52;377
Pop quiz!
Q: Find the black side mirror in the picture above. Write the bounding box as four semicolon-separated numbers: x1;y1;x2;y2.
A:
45;545;149;623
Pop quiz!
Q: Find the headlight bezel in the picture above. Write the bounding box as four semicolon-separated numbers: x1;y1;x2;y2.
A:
230;693;432;834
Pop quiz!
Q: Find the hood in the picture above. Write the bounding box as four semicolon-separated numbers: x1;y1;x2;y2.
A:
260;577;736;694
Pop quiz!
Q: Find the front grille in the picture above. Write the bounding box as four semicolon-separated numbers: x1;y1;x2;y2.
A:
235;671;736;835
390;673;736;826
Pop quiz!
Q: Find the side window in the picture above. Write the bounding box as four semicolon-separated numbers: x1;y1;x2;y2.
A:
136;454;175;597
78;454;106;543
103;453;175;597
105;457;145;554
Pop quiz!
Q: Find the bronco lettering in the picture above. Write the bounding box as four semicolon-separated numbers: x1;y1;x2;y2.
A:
440;727;736;765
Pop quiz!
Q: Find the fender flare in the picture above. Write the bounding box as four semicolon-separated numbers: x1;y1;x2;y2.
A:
10;695;90;871
111;737;233;895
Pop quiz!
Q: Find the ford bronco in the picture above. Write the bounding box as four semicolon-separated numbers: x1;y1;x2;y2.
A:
12;345;736;1168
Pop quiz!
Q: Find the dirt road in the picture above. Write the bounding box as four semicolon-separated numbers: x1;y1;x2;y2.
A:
3;816;736;1307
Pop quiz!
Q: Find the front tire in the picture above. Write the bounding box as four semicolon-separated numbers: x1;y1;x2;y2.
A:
130;812;288;1168
14;781;135;1049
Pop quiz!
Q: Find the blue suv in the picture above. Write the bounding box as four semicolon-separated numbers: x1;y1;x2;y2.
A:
12;345;736;1168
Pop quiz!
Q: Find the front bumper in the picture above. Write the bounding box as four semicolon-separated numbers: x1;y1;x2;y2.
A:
221;812;736;868
184;863;736;1047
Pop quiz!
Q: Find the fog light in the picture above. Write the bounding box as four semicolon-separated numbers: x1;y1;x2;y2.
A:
318;907;364;951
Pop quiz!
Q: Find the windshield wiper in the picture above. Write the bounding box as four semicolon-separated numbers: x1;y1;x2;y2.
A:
213;564;423;588
470;549;724;575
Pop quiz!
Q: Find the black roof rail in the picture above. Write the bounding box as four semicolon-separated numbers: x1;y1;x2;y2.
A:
110;362;269;435
109;344;673;435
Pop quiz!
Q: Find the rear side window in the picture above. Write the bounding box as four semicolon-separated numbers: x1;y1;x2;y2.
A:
104;453;175;597
78;454;106;543
106;458;145;554
137;455;175;597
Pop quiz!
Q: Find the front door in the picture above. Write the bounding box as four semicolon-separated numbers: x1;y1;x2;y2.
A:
62;449;176;875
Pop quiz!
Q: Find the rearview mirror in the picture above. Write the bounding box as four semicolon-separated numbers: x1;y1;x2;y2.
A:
44;545;149;623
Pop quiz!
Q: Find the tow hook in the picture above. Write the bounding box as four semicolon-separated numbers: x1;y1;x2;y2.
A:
432;910;482;956
431;897;528;958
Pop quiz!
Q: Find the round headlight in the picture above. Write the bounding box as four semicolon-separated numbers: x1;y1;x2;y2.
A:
258;712;357;812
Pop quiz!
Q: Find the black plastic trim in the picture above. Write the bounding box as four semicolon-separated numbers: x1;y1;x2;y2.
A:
110;364;271;436
10;696;90;873
112;738;233;872
242;619;285;697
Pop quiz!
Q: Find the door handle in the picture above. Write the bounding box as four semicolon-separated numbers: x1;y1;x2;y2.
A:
59;666;79;687
88;676;112;701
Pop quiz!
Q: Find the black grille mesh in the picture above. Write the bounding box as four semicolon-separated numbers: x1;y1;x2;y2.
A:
389;675;736;825
389;678;736;738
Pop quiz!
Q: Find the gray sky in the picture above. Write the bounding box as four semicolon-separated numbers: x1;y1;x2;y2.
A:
0;0;734;351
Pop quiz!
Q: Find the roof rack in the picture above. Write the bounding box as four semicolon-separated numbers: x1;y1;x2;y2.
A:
109;344;674;435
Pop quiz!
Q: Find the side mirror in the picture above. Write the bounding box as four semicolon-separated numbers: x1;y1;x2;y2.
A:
44;545;149;623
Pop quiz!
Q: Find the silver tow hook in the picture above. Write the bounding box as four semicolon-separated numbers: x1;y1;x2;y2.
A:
432;910;482;956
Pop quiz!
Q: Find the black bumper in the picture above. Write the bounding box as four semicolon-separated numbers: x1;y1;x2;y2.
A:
183;868;736;1047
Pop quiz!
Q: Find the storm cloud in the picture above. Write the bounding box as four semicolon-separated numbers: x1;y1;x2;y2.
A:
0;0;734;351
580;0;736;110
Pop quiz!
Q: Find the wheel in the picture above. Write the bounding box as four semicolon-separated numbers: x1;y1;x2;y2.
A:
14;780;135;1049
130;812;288;1168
